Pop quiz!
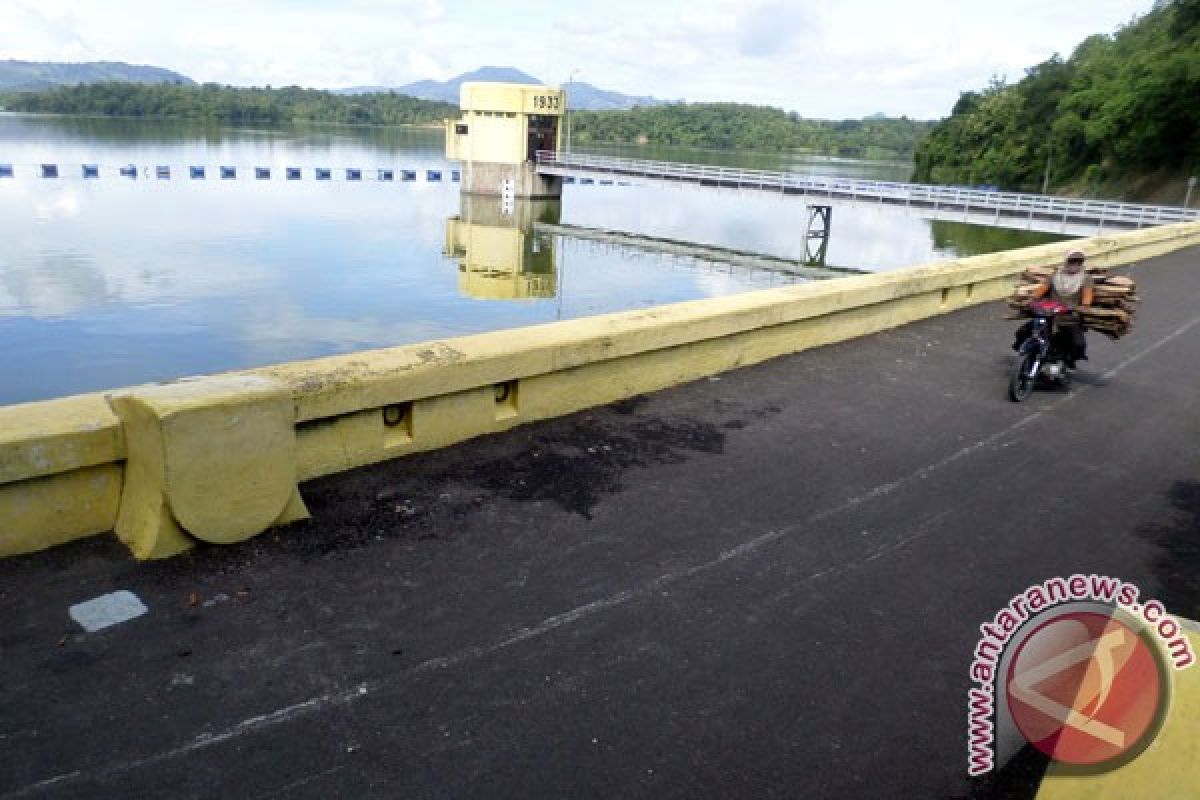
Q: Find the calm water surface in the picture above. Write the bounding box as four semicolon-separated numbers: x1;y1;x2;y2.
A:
0;114;1065;404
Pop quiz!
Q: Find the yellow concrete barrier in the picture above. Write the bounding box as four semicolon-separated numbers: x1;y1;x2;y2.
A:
108;376;309;559
0;394;126;553
0;464;123;554
0;393;124;484
1;221;1198;559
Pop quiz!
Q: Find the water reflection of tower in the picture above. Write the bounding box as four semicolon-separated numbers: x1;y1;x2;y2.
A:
444;194;561;300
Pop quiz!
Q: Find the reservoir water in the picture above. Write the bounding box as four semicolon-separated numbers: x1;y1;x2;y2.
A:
0;114;1066;405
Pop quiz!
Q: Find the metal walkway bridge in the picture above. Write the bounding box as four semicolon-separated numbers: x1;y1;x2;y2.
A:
534;221;863;280
536;151;1200;234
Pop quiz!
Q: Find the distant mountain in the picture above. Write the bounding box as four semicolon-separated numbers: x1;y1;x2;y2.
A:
338;66;668;110
404;66;540;103
337;66;536;102
565;81;666;111
0;60;194;91
3;60;667;110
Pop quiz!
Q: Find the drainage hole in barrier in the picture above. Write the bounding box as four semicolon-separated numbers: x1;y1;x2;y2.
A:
382;402;413;447
494;380;519;420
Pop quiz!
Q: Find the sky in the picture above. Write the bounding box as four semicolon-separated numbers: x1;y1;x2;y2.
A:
0;0;1153;119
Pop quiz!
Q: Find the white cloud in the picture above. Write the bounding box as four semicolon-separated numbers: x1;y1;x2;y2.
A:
732;1;824;58
0;1;94;60
0;0;1152;117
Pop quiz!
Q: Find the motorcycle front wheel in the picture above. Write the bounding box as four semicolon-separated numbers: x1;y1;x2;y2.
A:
1008;353;1037;402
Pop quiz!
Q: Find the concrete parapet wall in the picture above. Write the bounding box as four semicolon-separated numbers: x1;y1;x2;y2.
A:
3;221;1199;559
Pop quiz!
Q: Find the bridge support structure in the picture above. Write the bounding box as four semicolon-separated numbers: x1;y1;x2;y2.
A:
805;204;832;266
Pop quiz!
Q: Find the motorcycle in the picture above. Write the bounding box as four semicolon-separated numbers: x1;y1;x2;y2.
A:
1008;299;1074;402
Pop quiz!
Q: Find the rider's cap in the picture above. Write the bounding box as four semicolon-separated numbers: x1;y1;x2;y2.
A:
1065;248;1086;262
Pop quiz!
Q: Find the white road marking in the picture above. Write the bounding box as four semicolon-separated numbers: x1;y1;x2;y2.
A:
68;591;147;632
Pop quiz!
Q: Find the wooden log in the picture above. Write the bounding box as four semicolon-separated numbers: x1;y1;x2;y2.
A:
1007;270;1138;339
1079;307;1129;320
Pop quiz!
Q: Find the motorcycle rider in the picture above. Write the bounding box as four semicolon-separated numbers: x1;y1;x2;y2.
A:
1014;248;1095;368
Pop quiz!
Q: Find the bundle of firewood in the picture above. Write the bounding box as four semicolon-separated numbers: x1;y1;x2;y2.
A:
1006;263;1138;339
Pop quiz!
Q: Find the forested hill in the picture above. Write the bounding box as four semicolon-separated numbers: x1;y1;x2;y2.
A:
0;60;192;91
3;81;932;159
913;0;1200;198
570;104;934;160
0;82;456;126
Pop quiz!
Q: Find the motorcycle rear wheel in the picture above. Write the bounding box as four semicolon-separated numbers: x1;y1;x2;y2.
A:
1008;353;1037;402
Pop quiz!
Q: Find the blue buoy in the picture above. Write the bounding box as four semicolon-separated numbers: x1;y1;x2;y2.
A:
286;167;302;181
346;168;362;181
190;166;206;179
580;178;594;185
451;170;461;182
255;167;271;180
378;169;394;182
0;164;12;178
82;164;99;179
41;164;59;179
156;166;170;180
315;168;331;181
564;176;576;184
401;170;416;182
220;166;236;180
426;170;442;182
120;164;138;179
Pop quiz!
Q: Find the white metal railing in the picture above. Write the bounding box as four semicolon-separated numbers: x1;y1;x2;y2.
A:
536;151;1200;228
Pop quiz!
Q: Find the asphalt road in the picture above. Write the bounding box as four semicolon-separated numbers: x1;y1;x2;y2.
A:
3;246;1199;800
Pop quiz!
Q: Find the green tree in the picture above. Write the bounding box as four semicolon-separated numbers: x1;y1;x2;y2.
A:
913;2;1200;197
0;82;457;127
